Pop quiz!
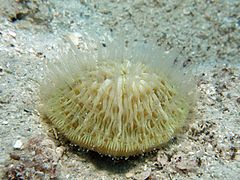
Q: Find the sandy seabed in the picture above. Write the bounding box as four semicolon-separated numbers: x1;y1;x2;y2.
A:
0;0;239;179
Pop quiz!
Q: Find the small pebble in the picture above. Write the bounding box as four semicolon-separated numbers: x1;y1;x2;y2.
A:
157;154;168;166
13;139;23;149
125;171;134;178
183;8;191;15
134;168;151;180
56;146;65;158
2;120;8;125
9;153;20;160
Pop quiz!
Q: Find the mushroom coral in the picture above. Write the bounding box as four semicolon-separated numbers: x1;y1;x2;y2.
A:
40;34;197;157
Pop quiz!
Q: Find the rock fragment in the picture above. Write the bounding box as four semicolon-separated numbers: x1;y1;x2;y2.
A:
13;140;23;150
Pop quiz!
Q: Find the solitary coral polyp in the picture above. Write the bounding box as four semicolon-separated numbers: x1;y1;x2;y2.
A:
40;34;196;157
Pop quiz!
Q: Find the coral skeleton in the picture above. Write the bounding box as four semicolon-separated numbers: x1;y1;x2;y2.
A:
40;34;196;157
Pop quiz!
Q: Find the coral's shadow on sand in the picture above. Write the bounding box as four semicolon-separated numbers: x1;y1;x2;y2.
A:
60;132;178;174
68;144;156;174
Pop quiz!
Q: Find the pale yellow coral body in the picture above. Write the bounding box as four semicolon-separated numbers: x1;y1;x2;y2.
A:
40;35;195;157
